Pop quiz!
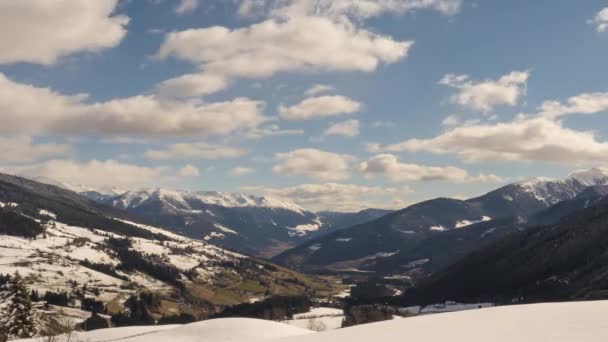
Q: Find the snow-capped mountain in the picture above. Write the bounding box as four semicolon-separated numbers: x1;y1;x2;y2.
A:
274;168;608;274
0;172;334;322
111;188;306;214
82;188;388;258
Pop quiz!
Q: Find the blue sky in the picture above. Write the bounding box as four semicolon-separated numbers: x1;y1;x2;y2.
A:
1;0;608;211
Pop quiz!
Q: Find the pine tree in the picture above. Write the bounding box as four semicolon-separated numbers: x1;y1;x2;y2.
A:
0;273;37;339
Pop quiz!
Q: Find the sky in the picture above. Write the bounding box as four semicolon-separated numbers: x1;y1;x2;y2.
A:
1;0;608;212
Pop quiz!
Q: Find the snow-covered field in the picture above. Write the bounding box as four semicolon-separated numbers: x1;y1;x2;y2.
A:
15;301;608;342
282;307;345;331
0;210;246;302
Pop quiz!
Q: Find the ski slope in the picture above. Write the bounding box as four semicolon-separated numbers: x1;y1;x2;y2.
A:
15;301;608;342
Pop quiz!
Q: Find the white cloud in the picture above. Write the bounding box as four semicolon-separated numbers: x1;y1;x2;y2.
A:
0;136;71;163
3;160;182;189
279;95;361;120
538;92;608;119
242;124;305;139
175;0;199;15
244;182;413;212
231;166;255;177
157;73;229;97
441;114;460;127
0;0;128;65
383;117;608;165
0;73;266;138
144;142;245;160
359;154;503;183
305;84;336;96
589;7;608;32
238;0;462;20
439;71;529;113
273;148;355;180
156;16;412;96
325;119;360;136
179;164;200;177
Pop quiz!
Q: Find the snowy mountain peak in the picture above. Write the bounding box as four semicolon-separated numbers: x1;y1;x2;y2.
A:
568;168;608;186
113;188;306;214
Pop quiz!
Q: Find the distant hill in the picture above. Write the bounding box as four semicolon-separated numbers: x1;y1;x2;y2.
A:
401;194;608;305
80;187;390;258
273;169;608;275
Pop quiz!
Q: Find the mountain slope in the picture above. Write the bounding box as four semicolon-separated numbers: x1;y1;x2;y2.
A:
86;188;388;258
402;195;608;305
274;169;608;274
0;173;337;318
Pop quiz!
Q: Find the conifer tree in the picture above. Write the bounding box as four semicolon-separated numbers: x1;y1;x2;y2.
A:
0;273;37;339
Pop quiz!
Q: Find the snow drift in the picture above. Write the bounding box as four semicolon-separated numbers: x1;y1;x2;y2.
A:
16;301;608;342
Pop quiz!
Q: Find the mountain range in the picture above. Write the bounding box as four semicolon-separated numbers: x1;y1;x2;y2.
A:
0;173;336;319
77;188;391;258
273;168;608;275
402;191;608;305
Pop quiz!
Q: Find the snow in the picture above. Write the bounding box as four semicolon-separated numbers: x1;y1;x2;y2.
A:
17;301;608;342
454;216;492;229
403;259;430;268
335;238;352;242
38;209;57;219
308;244;322;251
288;219;323;236
280;301;608;342
204;232;226;241
114;188;306;214
17;325;178;342
419;302;494;314
284;308;345;331
429;225;447;231
0;201;18;208
293;308;344;319
215;223;238;235
480;227;497;238
569;167;608;186
513;176;582;205
121;318;312;342
373;251;399;258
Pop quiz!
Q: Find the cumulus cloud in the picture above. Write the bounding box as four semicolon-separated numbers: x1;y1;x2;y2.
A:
175;0;199;15
589;7;608;32
2;160;185;189
382;117;608;165
244;182;413;212
359;154;503;183
538;92;608;119
0;73;266;138
144;142;245;160
0;136;71;164
305;84;336;96
279;95;361;120
439;71;529;113
0;0;128;65
156;73;229;97
325;119;360;136
156;16;412;96
273;148;355;180
179;164;200;177
231;166;255;177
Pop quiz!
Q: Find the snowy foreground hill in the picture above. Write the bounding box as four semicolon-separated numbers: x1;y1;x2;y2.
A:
16;301;608;342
